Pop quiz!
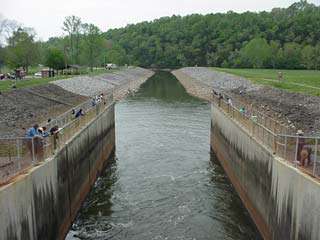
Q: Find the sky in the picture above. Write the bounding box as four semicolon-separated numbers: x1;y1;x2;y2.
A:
1;0;320;40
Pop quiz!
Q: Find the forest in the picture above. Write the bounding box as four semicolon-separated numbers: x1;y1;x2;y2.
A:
0;0;320;71
104;0;320;69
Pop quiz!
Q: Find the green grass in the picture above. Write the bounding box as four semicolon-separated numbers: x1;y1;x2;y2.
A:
87;68;116;76
0;68;119;92
213;68;320;96
0;76;72;92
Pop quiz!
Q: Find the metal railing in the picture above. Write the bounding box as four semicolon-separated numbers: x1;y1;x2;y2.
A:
0;93;113;186
44;92;113;131
212;93;320;180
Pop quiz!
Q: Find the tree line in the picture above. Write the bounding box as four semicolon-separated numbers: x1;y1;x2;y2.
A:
0;0;320;72
105;0;320;69
0;15;106;73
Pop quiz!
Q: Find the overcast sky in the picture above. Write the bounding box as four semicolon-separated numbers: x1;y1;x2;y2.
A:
1;0;320;40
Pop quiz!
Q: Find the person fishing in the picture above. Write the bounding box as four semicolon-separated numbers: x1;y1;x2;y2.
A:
296;130;311;167
25;124;44;162
75;109;85;118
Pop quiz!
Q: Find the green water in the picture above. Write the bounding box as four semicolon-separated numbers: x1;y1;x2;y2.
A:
66;71;261;240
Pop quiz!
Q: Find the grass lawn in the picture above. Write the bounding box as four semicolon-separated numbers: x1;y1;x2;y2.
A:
213;68;320;96
0;68;118;92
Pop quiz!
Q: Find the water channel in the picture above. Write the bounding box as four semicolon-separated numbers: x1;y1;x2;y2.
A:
67;71;261;240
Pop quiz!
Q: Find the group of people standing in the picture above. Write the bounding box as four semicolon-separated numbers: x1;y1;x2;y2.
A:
91;93;106;107
213;89;313;168
25;123;60;161
23;92;107;161
25;124;60;138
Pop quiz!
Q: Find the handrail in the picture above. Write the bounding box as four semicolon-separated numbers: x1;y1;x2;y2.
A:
212;92;320;180
0;95;114;186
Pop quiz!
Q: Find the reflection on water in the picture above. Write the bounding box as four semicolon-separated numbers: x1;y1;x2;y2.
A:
66;71;261;240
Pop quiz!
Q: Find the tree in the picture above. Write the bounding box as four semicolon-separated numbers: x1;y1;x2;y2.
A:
0;46;4;71
239;38;272;68
269;41;280;69
301;45;315;69
81;23;104;71
63;16;82;64
45;48;65;71
0;15;20;47
282;43;302;69
314;44;320;70
105;43;127;65
101;1;320;69
5;27;39;73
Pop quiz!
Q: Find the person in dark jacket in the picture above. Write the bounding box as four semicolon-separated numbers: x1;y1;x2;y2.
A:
75;109;85;118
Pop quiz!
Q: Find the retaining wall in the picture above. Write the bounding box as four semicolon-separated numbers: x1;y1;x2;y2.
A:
113;71;154;100
0;103;116;240
211;103;320;240
171;70;212;101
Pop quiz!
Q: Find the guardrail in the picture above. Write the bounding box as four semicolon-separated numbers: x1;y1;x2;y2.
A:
44;92;113;130
212;93;320;180
0;93;113;186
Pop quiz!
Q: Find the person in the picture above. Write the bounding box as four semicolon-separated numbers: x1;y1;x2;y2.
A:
100;93;104;101
218;93;223;107
227;98;233;107
25;124;40;157
96;96;100;104
296;130;310;166
50;125;60;135
239;107;246;115
91;97;97;106
38;127;49;137
50;125;60;150
212;89;217;96
25;124;40;138
25;124;44;162
100;93;106;104
75;109;85;118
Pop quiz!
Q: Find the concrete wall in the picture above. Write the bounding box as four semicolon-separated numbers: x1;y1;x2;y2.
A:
113;71;154;100
211;103;320;240
171;70;212;101
0;103;115;240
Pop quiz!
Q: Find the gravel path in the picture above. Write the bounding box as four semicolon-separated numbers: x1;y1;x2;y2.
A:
180;67;260;92
176;67;320;135
53;67;153;97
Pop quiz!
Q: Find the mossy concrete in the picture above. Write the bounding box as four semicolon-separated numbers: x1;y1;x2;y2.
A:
0;103;115;240
211;103;320;240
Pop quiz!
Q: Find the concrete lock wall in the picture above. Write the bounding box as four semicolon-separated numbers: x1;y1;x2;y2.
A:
0;103;116;240
171;70;212;101
211;103;320;240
